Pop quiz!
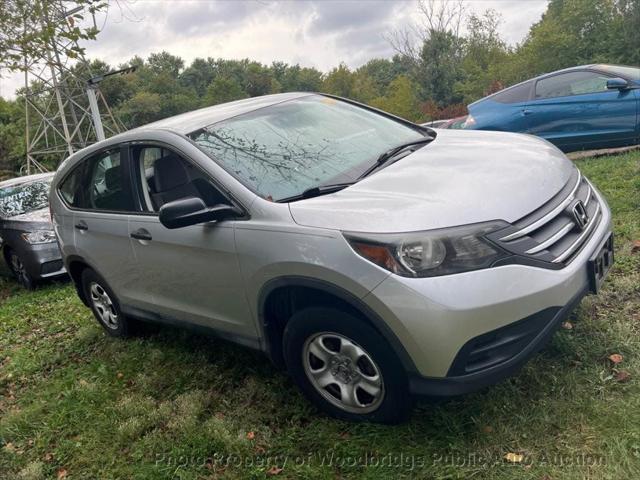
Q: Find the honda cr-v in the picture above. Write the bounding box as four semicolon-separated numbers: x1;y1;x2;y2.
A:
50;93;613;423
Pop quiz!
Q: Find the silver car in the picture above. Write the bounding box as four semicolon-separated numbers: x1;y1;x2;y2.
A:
50;93;614;423
0;173;66;289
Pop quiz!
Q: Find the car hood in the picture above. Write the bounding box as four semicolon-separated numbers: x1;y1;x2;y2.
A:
2;207;52;227
289;129;575;233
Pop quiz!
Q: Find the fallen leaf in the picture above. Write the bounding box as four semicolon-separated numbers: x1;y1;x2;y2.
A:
3;442;16;453
608;354;623;364
57;468;68;479
615;370;631;383
631;240;640;254
504;452;524;463
246;431;255;440
483;425;493;433
267;466;283;475
561;321;573;330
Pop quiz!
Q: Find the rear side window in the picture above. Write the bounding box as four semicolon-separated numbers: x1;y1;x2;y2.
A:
491;82;532;104
59;165;84;208
535;71;610;99
58;149;134;212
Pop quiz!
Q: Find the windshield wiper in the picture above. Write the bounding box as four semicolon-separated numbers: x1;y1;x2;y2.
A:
357;136;434;180
278;182;355;203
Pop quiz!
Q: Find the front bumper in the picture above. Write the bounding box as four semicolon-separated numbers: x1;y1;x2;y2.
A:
362;191;612;392
408;284;587;396
14;241;66;280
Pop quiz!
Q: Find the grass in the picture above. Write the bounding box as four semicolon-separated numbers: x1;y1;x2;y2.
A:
1;151;639;480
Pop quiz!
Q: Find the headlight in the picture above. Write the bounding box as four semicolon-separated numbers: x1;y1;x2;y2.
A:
344;221;509;278
21;230;57;244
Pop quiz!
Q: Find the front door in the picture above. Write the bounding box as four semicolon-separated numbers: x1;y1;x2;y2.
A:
126;144;255;339
525;70;637;150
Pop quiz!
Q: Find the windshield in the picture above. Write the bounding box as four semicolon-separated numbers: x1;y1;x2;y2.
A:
0;179;51;218
189;95;424;201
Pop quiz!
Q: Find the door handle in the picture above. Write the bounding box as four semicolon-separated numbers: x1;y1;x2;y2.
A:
74;221;88;231
130;229;152;241
522;109;533;116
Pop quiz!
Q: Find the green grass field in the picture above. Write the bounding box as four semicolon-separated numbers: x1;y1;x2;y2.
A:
1;151;639;480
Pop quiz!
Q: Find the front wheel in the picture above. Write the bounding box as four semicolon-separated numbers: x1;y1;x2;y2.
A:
8;250;36;290
283;307;412;423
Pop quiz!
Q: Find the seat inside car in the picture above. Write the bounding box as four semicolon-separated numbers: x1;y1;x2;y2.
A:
94;166;129;210
151;152;227;209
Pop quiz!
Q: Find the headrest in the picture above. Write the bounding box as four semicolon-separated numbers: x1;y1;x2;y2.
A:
153;154;189;192
104;166;121;190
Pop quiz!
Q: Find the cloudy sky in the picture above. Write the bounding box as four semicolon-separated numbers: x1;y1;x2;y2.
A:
0;0;549;98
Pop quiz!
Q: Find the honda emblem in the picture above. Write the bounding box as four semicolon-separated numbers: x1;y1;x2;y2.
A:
572;201;589;230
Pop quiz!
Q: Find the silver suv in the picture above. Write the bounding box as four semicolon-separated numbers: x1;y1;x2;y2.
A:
50;93;613;423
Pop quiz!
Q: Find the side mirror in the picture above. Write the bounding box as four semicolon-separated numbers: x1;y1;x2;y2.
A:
159;197;239;229
606;77;629;90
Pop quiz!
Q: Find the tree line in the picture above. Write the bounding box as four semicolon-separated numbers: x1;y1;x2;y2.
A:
1;0;638;175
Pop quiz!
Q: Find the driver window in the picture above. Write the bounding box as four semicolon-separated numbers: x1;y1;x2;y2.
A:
133;145;228;212
535;71;610;99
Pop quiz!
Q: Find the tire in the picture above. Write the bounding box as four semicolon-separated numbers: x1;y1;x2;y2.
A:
81;268;132;337
7;250;36;290
283;306;412;424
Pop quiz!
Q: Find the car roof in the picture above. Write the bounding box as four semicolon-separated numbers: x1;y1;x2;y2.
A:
0;172;54;189
131;92;313;135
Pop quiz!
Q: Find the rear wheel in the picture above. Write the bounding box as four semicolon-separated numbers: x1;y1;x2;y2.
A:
8;250;36;290
283;306;412;423
81;268;132;337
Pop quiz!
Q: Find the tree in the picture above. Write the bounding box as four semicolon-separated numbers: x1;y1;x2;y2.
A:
0;97;25;173
0;0;106;72
147;51;184;77
370;75;422;122
117;91;162;127
322;63;355;97
203;77;247;106
388;0;466;106
180;58;216;97
455;10;510;103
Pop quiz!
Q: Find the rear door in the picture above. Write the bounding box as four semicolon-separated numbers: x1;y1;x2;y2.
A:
525;70;637;150
65;147;139;306
126;142;255;340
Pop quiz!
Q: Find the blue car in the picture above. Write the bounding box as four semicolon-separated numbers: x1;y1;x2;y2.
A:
465;64;640;152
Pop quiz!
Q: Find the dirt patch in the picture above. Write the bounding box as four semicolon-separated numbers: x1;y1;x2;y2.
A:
567;144;639;161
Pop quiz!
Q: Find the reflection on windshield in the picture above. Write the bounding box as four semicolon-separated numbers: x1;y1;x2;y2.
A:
0;180;51;218
190;95;423;201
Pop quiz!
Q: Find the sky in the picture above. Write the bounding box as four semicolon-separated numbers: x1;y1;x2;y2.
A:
0;0;549;99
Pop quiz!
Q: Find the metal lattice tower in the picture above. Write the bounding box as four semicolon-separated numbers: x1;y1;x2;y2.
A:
21;2;126;174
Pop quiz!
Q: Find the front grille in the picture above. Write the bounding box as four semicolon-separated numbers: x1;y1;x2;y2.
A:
488;169;603;266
